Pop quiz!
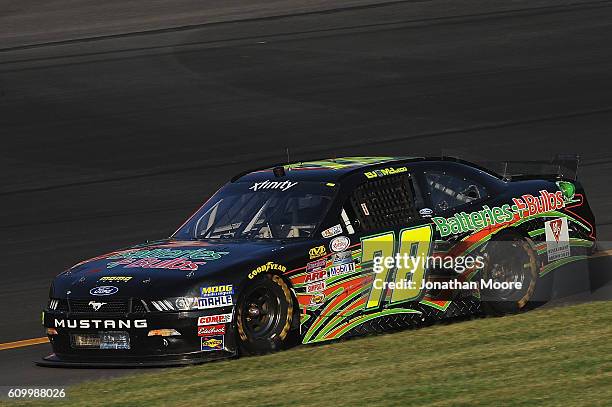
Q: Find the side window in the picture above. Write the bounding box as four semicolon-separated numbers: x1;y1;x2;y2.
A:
424;171;488;213
347;173;420;233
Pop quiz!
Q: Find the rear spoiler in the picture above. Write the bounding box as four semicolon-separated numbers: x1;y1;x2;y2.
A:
440;151;580;181
498;154;579;181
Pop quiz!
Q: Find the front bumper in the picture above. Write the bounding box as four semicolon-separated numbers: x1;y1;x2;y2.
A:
39;309;237;367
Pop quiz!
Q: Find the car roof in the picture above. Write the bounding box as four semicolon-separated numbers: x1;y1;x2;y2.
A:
232;156;412;182
232;156;502;183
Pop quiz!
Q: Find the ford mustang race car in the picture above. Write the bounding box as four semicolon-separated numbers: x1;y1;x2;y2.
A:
40;156;596;366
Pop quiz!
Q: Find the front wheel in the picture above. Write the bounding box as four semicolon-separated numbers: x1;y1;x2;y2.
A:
236;274;296;355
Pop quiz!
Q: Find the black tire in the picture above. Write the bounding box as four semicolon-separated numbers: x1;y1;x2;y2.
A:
480;232;542;315
236;274;295;355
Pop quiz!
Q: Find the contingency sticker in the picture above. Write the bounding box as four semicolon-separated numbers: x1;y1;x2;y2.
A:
544;218;570;262
201;335;224;351
322;224;343;239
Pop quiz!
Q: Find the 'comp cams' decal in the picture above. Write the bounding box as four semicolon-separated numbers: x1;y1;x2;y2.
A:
198;314;232;326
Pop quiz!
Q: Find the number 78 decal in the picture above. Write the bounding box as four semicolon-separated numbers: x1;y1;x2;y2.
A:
360;224;433;309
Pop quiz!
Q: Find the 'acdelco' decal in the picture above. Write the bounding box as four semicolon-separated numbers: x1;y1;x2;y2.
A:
432;190;564;237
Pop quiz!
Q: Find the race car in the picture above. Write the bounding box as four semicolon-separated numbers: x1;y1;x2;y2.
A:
40;156;596;366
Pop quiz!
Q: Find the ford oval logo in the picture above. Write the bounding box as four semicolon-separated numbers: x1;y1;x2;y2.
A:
90;286;119;296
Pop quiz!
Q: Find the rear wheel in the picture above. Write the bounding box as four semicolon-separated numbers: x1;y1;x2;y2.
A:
480;233;541;315
236;274;295;355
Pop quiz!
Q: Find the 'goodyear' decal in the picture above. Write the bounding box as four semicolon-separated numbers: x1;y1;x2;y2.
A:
248;262;287;279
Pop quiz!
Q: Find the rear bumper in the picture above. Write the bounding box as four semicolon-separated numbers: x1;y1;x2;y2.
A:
40;308;236;367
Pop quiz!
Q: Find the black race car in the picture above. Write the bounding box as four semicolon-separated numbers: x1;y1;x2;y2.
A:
40;156;596;366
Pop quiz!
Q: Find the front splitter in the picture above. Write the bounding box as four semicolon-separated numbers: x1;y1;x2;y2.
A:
36;350;236;368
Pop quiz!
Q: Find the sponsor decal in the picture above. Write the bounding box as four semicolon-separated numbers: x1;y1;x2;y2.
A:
364;166;408;179
306;281;326;293
512;190;564;217
98;276;132;282
249;180;298;192
556;181;577;203
432;190;565;237
198;324;226;336
305;269;326;283
545;218;570;261
331;251;353;264
89;286;119;296
306;258;326;272
248;262;287;279
309;245;327;259
321;224;343;238
106;248;229;271
107;258;207;271
310;292;325;307
108;248;228;261
201;335;224;351
54;319;147;329
361;203;370;216
88;301;106;311
419;208;433;218
198;295;233;309
330;236;350;252
198;313;232;326
200;285;234;297
328;262;356;277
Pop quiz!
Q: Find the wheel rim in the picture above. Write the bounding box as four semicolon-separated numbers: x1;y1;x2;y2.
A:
242;285;281;339
485;240;531;300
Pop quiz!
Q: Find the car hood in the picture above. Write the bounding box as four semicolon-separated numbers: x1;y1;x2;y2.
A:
52;239;308;298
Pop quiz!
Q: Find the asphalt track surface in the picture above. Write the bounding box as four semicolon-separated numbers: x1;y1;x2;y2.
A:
1;0;612;387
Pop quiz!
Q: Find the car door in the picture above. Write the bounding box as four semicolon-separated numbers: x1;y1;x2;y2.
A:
302;168;433;342
337;169;432;314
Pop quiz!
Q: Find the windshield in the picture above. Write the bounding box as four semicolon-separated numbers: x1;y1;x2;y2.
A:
173;180;336;239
